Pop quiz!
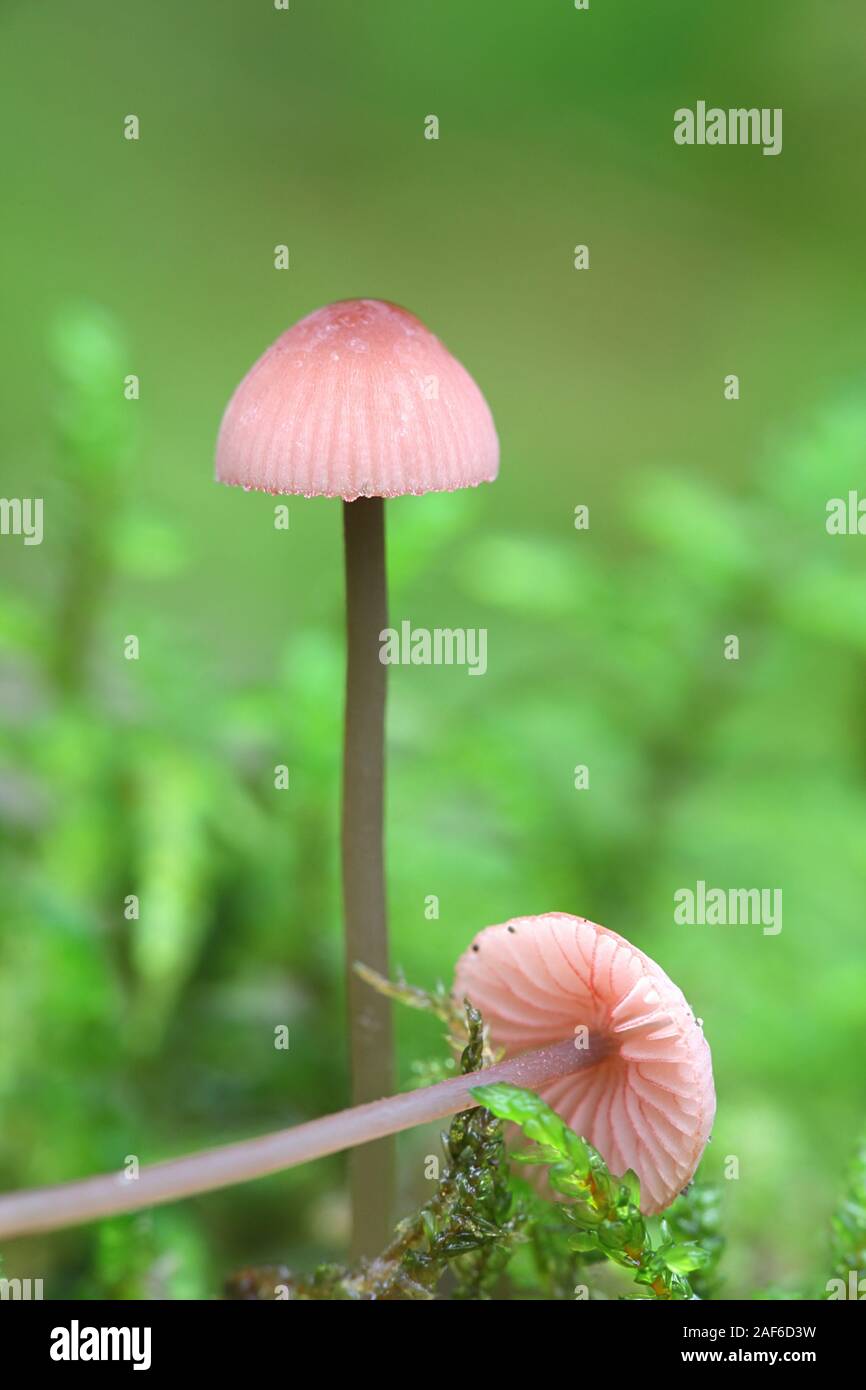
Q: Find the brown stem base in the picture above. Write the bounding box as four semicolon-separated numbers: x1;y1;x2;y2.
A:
341;496;393;1257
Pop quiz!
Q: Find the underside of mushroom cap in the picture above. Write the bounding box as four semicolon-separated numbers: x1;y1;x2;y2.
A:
453;912;716;1214
215;299;499;501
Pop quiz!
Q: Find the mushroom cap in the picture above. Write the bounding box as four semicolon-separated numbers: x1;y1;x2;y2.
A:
215;299;499;501
453;912;715;1214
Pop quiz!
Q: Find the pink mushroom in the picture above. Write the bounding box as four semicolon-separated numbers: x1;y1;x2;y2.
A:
0;912;711;1238
216;299;498;1255
215;298;499;500
453;912;715;1213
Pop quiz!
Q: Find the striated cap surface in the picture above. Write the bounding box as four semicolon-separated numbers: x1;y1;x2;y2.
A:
216;299;499;500
454;912;715;1214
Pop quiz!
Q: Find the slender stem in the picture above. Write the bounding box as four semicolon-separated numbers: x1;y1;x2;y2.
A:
0;1038;602;1241
341;496;393;1257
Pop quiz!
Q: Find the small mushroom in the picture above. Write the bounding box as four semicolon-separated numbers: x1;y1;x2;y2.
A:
454;912;715;1213
216;299;498;1253
216;298;499;500
0;912;712;1237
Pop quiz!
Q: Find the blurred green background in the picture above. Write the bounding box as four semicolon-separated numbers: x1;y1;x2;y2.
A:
1;0;865;1298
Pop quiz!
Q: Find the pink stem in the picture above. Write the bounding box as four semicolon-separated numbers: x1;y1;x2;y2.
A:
0;1037;600;1240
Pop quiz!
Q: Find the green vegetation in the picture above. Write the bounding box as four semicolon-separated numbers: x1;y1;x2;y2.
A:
1;1;864;1301
218;982;857;1300
1;294;864;1298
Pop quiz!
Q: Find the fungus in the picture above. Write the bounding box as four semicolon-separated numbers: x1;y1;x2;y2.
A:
0;913;712;1237
216;299;498;1252
454;912;716;1213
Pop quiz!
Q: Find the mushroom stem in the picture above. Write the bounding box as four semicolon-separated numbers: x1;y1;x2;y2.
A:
341;496;394;1257
0;1037;601;1242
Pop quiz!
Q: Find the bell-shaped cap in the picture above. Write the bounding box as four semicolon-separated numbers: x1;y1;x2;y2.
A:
453;912;715;1214
215;299;499;501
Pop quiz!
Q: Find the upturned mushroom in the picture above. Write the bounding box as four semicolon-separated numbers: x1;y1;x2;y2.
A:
215;299;499;1253
454;912;716;1212
0;913;713;1237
